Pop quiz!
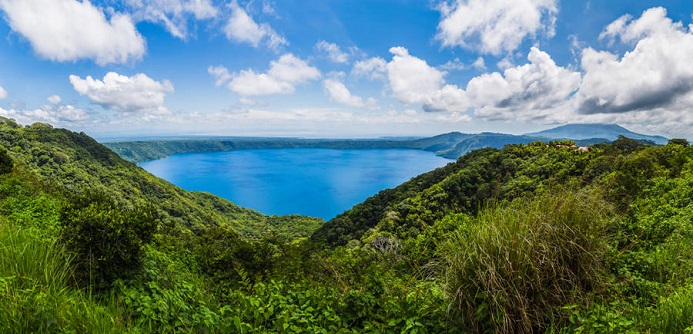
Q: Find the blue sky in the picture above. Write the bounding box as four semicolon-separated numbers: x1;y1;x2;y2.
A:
0;0;692;139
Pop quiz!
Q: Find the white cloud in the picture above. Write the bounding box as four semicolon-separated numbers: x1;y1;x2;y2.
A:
0;85;6;99
125;0;218;39
316;41;349;64
577;7;693;115
262;2;277;17
0;104;88;124
466;47;581;121
323;75;377;108
387;47;444;105
438;58;466;71
497;57;515;70
0;0;145;65
352;57;388;80
47;95;61;104
386;46;469;112
228;71;293;96
226;54;320;97
436;0;558;55
224;0;287;49
208;66;231;86
70;72;174;114
472;57;486;71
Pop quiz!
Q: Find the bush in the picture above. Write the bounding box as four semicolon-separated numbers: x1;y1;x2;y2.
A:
0;223;130;333
60;191;159;289
0;147;12;174
441;189;615;333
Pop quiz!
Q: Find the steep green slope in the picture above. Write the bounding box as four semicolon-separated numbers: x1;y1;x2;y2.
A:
313;141;594;245
0;117;322;237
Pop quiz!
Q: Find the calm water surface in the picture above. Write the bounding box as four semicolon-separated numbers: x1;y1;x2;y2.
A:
140;148;452;220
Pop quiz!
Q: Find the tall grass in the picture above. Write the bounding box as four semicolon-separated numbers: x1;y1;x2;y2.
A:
642;284;693;333
441;189;616;333
0;222;131;333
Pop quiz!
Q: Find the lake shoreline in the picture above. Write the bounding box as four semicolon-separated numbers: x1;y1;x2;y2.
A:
139;148;453;220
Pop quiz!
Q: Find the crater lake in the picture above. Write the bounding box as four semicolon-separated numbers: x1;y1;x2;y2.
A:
139;148;453;220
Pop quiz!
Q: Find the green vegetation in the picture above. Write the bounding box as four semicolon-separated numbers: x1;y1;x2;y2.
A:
3;116;693;332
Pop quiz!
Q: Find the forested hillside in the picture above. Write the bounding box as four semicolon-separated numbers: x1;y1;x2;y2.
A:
2;117;693;332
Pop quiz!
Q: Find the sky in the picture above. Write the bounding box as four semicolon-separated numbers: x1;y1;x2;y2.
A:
0;0;692;139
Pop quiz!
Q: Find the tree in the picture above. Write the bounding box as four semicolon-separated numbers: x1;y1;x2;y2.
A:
0;148;12;174
668;138;689;147
610;136;645;154
60;191;159;289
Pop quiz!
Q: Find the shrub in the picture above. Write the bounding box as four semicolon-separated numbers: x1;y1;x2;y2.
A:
441;189;615;333
60;191;159;289
0;147;12;174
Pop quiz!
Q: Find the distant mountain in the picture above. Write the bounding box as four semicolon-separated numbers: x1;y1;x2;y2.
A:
408;132;471;152
525;124;668;145
437;133;540;159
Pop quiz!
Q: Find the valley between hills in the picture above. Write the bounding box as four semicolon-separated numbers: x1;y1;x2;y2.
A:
2;117;693;332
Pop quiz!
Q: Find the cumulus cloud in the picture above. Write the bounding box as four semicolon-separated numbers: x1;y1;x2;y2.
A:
472;57;486;71
436;0;558;55
323;75;377;108
208;66;231;86
438;58;466;71
47;95;61;104
0;0;145;65
222;54;320;97
387;47;444;104
224;0;287;49
386;46;469;112
0;85;6;100
0;104;88;124
352;57;388;80
125;0;218;39
70;72;174;114
466;47;581;121
316;41;349;64
577;7;693;115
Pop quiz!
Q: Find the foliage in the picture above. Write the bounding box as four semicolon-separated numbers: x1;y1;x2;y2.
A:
0;147;12;174
60;191;159;289
116;246;221;333
441;190;615;332
0;223;132;333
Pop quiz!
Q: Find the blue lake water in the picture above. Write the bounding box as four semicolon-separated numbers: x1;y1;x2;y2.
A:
139;148;453;220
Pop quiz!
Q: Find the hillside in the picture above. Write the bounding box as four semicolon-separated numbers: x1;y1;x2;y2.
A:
2;118;693;332
0;117;322;237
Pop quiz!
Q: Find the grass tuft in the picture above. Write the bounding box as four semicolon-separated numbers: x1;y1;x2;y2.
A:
0;222;131;333
441;189;615;333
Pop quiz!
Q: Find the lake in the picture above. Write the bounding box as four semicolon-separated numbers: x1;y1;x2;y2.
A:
139;148;453;220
